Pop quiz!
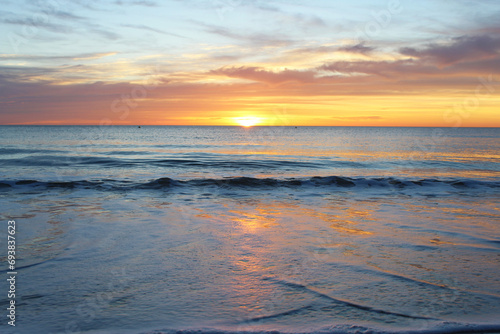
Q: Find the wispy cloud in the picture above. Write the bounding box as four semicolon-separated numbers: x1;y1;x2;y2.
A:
113;0;158;7
1;17;74;33
276;12;327;31
121;24;185;38
70;0;105;11
0;52;117;62
45;10;86;21
90;28;121;40
201;23;295;47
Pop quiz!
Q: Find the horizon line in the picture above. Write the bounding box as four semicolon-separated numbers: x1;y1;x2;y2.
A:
1;124;499;128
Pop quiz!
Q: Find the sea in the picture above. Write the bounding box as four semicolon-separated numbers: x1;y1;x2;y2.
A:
0;125;499;334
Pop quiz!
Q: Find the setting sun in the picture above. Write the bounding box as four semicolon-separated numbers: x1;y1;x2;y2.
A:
234;117;262;127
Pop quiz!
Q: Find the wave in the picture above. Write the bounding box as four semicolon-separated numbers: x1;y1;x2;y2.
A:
0;176;498;192
2;153;497;174
0;155;332;169
0;148;66;155
90;322;500;334
259;276;438;321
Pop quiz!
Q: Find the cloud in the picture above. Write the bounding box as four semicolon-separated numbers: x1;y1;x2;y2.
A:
0;60;497;126
121;24;185;38
319;59;439;78
70;0;104;11
400;35;500;65
285;45;337;56
0;52;117;62
447;56;500;74
284;43;374;59
0;66;60;84
209;54;243;62
210;66;316;84
113;0;158;6
1;17;74;33
255;3;281;13
319;35;500;80
47;10;86;21
283;13;327;30
338;43;375;55
473;25;500;35
201;23;295;47
90;28;121;40
318;52;500;93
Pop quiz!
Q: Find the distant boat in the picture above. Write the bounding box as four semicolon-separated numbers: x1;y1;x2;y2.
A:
138;126;141;128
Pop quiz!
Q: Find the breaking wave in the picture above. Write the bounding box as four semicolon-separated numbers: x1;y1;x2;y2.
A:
1;176;498;192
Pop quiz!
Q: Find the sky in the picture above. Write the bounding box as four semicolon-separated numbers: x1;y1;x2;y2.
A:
0;0;499;126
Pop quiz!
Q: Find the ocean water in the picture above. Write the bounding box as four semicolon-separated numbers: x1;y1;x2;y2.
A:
0;125;499;334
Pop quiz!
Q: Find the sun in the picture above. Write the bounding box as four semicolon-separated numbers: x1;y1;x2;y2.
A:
234;116;262;127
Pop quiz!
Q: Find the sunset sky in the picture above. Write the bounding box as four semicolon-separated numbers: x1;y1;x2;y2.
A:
0;0;499;126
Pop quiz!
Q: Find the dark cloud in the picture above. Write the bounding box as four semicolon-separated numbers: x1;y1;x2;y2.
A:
338;43;375;55
475;26;500;35
447;56;500;74
321;43;500;78
319;59;439;78
211;66;316;84
400;35;500;65
0;65;60;84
